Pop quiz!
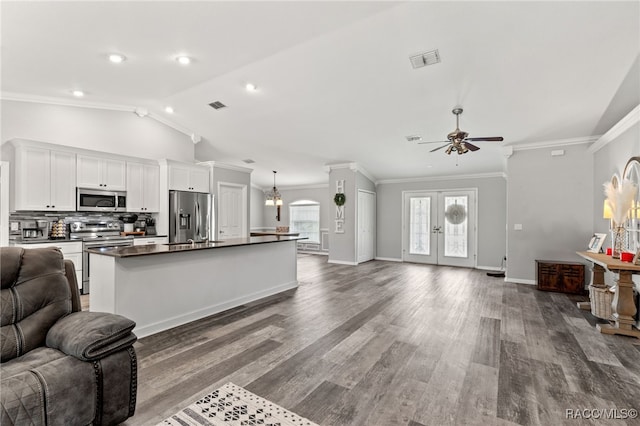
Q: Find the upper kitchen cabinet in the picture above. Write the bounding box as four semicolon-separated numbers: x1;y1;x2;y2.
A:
9;142;76;211
126;162;160;212
168;163;209;192
77;155;126;190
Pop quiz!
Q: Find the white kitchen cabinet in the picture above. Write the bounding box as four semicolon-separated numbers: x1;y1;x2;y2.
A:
169;164;209;192
77;155;126;190
126;162;160;212
11;241;83;291
133;236;168;246
14;146;76;211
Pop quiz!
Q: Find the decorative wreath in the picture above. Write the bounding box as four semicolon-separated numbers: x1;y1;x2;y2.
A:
445;203;467;225
334;193;346;206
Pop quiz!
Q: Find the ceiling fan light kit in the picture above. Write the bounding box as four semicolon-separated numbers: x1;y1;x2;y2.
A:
418;107;504;155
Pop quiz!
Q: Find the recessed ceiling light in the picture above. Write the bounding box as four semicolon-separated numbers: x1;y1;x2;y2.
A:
245;83;257;91
108;53;126;63
165;106;174;114
72;90;84;97
176;56;192;65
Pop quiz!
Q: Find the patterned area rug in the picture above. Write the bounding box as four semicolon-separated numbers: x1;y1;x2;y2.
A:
158;382;319;426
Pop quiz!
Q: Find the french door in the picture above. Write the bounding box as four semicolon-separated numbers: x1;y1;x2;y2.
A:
402;189;476;267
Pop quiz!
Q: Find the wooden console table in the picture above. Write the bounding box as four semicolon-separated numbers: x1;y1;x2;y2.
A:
576;251;640;339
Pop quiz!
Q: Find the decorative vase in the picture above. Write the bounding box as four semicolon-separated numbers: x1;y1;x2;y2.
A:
612;226;626;259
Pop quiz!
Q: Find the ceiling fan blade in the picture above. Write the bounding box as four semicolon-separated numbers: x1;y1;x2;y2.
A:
465;136;504;142
418;140;449;145
463;142;480;151
430;143;450;153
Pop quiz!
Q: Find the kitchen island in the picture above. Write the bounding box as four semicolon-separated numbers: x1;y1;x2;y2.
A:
88;236;305;337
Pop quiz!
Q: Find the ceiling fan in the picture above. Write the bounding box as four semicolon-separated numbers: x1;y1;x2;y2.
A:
419;108;503;154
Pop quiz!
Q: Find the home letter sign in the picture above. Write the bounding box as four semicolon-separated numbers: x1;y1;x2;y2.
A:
335;179;345;233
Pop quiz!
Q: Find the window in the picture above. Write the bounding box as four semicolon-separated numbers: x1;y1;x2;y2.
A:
289;200;320;243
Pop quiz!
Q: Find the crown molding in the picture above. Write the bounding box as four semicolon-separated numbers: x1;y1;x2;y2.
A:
323;162;376;184
587;104;640;154
377;171;506;185
199;161;253;174
507;136;598;152
1;92;196;142
278;183;329;191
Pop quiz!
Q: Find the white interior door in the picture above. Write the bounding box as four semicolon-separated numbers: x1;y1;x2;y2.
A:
403;190;476;267
218;183;246;239
357;190;375;263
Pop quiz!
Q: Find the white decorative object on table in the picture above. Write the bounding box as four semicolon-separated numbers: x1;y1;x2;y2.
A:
603;177;637;258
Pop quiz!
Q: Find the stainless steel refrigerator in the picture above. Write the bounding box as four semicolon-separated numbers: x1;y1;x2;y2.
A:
169;190;215;243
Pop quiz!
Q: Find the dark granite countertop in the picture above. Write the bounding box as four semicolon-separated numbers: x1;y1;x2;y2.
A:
87;235;307;258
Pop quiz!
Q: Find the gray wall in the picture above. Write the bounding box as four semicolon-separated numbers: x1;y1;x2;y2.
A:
376;175;507;268
506;144;594;282
1;100;194;162
592;120;640;293
328;168;357;264
250;186;265;229
261;186;330;230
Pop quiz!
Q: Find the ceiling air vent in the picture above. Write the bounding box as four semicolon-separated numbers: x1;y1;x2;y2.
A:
409;49;440;69
406;135;422;142
209;101;227;109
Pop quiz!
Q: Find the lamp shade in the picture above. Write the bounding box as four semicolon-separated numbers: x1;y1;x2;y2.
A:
603;199;613;219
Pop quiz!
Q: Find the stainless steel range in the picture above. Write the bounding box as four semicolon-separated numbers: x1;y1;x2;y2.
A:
70;220;133;294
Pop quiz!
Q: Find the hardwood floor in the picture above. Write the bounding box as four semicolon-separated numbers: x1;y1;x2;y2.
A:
115;255;640;426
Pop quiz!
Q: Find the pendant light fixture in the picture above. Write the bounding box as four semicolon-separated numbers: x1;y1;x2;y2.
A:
265;170;283;221
265;171;282;206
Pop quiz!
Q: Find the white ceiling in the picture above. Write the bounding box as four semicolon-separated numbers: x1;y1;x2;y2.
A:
2;1;639;188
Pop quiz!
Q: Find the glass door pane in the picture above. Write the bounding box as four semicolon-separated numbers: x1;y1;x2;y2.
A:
409;197;430;255
443;195;468;258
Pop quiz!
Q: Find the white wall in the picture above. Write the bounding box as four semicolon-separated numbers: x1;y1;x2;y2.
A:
376;175;507;268
1;100;194;162
506;144;594;283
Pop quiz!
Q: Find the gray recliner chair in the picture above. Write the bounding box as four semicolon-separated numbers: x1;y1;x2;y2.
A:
1;247;138;426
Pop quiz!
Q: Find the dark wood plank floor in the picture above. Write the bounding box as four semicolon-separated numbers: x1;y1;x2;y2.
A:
112;255;640;426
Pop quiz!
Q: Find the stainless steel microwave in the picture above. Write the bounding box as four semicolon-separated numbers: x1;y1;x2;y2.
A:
77;188;127;212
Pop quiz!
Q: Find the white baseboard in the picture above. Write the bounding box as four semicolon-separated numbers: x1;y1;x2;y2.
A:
476;265;504;271
375;257;403;262
134;281;299;338
505;277;536;285
328;259;358;266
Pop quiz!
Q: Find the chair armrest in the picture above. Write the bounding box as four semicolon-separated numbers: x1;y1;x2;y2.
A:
46;311;137;361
